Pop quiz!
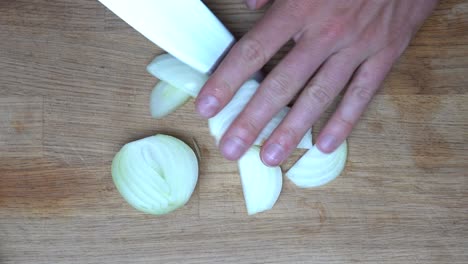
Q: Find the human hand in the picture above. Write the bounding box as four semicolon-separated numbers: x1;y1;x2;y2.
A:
195;0;439;166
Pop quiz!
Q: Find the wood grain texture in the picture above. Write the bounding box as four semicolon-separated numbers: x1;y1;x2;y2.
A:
0;0;467;263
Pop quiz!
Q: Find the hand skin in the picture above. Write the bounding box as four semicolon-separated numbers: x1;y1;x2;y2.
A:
195;0;439;166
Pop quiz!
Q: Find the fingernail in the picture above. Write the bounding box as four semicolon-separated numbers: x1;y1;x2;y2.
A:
245;0;257;10
222;137;248;160
318;135;337;153
196;95;220;118
262;143;286;166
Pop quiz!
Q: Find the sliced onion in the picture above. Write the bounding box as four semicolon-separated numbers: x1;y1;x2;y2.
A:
286;141;347;188
147;53;208;97
238;147;282;215
208;80;258;141
147;53;312;148
112;134;198;214
150;81;191;118
140;53;351;216
208;80;312;149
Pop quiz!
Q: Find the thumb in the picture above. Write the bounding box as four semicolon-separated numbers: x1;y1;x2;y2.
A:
245;0;272;10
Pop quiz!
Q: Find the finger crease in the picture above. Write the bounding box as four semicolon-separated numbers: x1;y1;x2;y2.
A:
239;38;267;66
307;84;332;108
351;85;374;101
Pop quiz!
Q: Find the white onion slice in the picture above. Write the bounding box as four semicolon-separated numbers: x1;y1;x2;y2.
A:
238;147;282;215
208;80;312;149
286;141;348;188
112;134;198;214
150;81;191;118
147;54;208;97
208;80;258;141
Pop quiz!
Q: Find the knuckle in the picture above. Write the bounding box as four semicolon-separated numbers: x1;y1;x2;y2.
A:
264;72;293;105
283;0;313;19
219;78;235;95
320;19;347;42
284;0;301;11
350;85;374;102
333;114;354;131
238;37;266;66
283;0;302;15
305;83;333;109
209;78;235;104
235;115;261;139
359;24;385;49
275;125;301;149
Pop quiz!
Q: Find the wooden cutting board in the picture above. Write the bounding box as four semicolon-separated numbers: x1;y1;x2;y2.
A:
1;0;467;263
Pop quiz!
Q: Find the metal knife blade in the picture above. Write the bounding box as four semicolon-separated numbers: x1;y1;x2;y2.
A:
98;0;235;74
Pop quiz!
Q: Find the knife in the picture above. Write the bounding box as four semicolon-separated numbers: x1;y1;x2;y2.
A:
98;0;235;74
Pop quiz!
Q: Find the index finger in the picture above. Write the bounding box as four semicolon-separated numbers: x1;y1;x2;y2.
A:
195;1;311;118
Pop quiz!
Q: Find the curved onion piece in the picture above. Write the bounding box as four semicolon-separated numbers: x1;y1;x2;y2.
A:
208;80;258;140
147;53;208;97
150;81;191;118
112;134;198;215
208;80;312;149
238;147;282;215
286;141;347;188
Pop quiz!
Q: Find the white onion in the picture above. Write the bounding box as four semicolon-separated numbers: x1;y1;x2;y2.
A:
138;53;349;216
147;54;208;97
238;147;283;215
112;134;198;214
208;80;257;141
150;81;191;118
286;141;348;188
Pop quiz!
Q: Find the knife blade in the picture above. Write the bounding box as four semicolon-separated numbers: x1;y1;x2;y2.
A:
98;0;235;74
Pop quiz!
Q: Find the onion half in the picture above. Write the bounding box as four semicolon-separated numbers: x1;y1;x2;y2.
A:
112;135;198;214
